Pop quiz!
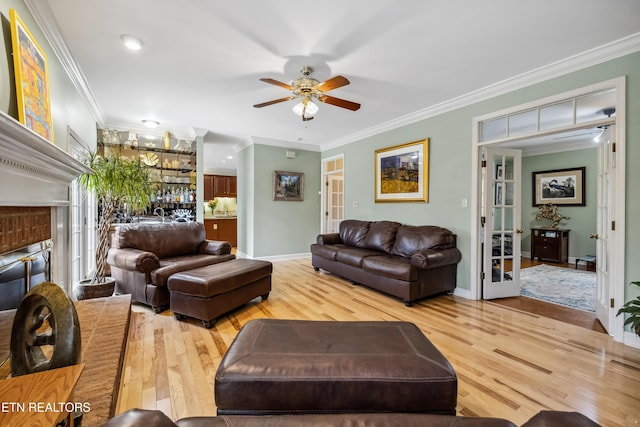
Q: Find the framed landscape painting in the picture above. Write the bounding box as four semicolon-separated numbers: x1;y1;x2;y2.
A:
374;138;429;202
532;167;585;206
273;171;304;201
10;9;54;143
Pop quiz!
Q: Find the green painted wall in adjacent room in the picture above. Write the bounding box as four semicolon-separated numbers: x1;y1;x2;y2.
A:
240;144;321;258
521;148;598;259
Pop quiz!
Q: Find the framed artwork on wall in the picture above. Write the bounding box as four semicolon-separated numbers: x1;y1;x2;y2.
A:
9;9;54;143
273;171;304;201
374;138;429;202
532;167;586;206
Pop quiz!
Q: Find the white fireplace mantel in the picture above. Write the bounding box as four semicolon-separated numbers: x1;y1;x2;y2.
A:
0;111;92;206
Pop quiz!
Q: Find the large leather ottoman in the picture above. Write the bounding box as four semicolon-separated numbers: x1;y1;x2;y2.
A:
167;259;272;328
215;319;457;415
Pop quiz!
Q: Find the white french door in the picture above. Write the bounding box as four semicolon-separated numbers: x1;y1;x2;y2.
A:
595;125;615;332
68;130;95;286
482;147;523;299
326;175;344;233
322;155;345;233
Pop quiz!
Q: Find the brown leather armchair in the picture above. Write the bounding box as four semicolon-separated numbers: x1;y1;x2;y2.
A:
107;222;235;312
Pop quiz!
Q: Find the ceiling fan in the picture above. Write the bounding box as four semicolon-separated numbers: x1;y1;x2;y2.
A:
253;66;361;121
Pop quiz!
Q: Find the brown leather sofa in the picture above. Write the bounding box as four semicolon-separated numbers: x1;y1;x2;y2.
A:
107;222;235;312
311;220;462;306
103;409;601;426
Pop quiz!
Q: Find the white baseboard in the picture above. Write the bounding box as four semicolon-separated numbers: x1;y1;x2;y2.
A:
623;330;640;349
253;252;311;262
453;287;474;299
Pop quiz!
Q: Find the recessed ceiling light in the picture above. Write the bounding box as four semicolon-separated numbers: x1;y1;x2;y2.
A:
142;119;159;128
121;34;143;51
226;155;233;159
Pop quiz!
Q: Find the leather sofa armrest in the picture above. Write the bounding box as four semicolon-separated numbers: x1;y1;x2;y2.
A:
316;233;342;245
103;408;178;427
410;247;462;269
520;411;601;426
107;248;160;273
200;240;232;255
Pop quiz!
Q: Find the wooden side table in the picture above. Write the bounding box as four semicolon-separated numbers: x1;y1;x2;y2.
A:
0;364;84;426
531;228;570;263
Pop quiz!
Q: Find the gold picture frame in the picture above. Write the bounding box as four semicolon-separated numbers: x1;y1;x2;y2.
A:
9;9;54;143
374;138;429;202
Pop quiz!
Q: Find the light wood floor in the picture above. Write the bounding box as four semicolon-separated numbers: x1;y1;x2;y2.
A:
115;258;640;426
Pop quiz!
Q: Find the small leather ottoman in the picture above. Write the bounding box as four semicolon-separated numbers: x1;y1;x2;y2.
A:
215;319;457;415
167;259;272;328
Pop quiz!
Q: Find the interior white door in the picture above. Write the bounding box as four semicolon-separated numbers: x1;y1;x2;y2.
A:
482;147;523;299
595;125;614;332
326;174;344;233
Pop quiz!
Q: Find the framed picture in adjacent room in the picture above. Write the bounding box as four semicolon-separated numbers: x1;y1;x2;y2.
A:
273;171;304;201
374;138;429;202
532;167;586;206
9;9;54;143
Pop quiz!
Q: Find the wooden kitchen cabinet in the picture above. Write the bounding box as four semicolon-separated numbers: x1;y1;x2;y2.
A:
204;175;214;200
213;175;237;197
204;175;237;198
531;228;570;263
204;218;237;247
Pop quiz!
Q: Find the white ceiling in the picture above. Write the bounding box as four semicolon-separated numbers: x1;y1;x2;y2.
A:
26;0;640;172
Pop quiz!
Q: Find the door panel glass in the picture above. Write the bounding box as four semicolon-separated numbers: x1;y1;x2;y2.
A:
576;89;616;123
540;100;574;130
481;117;507;142
505;182;515;205
508;109;537;137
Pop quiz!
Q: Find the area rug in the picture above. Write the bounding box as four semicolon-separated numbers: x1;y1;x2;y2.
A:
520;264;596;312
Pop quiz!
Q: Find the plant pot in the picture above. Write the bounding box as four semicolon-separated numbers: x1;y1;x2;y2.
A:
74;277;116;301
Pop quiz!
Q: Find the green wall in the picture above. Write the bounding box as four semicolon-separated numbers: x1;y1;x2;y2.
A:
239;144;321;258
323;52;640;306
521;148;598;259
0;1;96;150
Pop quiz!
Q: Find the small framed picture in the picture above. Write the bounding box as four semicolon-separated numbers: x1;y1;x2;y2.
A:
273;171;304;201
532;167;586;206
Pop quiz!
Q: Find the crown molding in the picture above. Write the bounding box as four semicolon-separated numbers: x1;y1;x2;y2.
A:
321;32;640;152
23;1;105;127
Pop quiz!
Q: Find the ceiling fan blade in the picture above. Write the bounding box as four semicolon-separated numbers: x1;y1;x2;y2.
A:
316;75;350;92
259;78;293;91
317;95;361;111
253;96;295;108
302;115;314;122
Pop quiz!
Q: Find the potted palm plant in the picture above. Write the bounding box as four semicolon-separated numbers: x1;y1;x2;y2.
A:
76;151;153;298
617;281;640;337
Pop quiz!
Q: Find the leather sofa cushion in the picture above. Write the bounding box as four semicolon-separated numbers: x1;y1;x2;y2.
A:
151;253;235;287
310;243;343;261
364;221;401;253
113;222;206;259
103;409;519;427
336;247;381;267
362;255;418;281
391;225;454;258
339;220;371;248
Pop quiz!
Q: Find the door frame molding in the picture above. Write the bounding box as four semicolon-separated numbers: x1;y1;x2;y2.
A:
469;77;626;343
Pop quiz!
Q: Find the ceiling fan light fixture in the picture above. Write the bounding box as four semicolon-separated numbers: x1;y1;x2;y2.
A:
292;99;318;118
142;119;159;128
120;34;143;51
